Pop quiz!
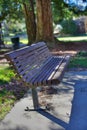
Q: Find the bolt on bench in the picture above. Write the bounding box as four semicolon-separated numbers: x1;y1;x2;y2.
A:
5;42;70;110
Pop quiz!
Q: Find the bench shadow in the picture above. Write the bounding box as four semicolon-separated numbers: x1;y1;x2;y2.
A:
33;73;75;129
66;81;87;130
37;109;68;129
37;71;87;130
64;71;87;130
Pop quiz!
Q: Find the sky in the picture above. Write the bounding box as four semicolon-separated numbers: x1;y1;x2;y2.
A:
64;0;87;11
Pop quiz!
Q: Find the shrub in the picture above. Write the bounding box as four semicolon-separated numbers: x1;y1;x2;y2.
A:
61;19;77;35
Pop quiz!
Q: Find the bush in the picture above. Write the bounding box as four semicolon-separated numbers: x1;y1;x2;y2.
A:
61;19;77;35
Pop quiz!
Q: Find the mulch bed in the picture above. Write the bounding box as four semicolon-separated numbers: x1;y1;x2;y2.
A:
52;41;87;56
0;79;29;100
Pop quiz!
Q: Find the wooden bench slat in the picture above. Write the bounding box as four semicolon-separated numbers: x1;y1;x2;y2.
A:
25;57;53;83
32;57;63;85
31;57;57;85
17;54;51;77
7;42;46;58
41;56;65;85
52;55;70;81
11;49;50;71
12;48;51;74
5;42;70;87
26;55;61;85
46;55;70;85
38;56;70;86
12;45;51;63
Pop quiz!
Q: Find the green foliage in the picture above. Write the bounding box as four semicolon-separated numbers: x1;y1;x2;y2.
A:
0;0;36;22
0;67;15;85
6;19;26;35
0;0;24;22
69;51;87;68
0;89;16;120
0;66;28;120
52;0;75;23
61;19;77;35
77;51;87;57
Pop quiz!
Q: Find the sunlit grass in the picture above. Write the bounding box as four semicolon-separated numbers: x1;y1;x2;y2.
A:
20;38;28;44
0;65;27;120
0;66;15;120
0;89;16;120
4;33;28;45
4;38;28;45
58;36;87;42
0;67;15;85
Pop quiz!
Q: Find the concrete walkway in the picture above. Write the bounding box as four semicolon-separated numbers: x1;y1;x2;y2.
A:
0;71;87;130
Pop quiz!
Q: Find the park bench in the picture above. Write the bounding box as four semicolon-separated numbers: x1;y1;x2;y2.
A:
5;41;70;110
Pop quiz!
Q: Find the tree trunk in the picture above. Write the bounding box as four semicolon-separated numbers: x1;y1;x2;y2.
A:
0;22;4;48
23;1;36;45
36;0;54;46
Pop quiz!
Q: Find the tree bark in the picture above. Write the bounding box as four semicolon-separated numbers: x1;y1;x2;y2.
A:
23;1;36;45
0;23;4;48
36;0;54;45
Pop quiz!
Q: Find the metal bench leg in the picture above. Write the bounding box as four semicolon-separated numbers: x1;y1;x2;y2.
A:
25;87;47;111
31;87;39;109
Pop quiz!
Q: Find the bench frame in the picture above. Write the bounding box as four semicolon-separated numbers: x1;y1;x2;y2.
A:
5;42;70;110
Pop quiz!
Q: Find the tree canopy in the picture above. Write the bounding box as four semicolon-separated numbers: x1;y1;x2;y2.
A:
52;0;75;23
0;0;24;22
0;0;86;23
64;0;87;11
1;0;87;46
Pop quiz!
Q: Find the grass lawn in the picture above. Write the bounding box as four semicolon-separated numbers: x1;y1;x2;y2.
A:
0;89;16;120
4;35;87;45
58;36;87;42
0;67;15;85
0;66;28;120
0;67;16;120
4;36;28;45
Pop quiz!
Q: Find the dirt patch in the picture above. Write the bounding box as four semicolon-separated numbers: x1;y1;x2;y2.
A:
52;41;87;56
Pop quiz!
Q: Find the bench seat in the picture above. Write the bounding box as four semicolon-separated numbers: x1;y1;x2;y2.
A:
5;42;70;109
5;42;70;87
26;55;70;86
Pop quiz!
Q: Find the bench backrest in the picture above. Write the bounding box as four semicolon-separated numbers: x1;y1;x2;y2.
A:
5;42;52;83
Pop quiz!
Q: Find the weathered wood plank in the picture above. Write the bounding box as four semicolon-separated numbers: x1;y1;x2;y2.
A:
41;56;65;85
11;47;51;74
6;42;46;58
5;42;70;87
33;57;61;85
25;57;53;83
12;45;50;63
49;55;70;85
30;57;56;84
